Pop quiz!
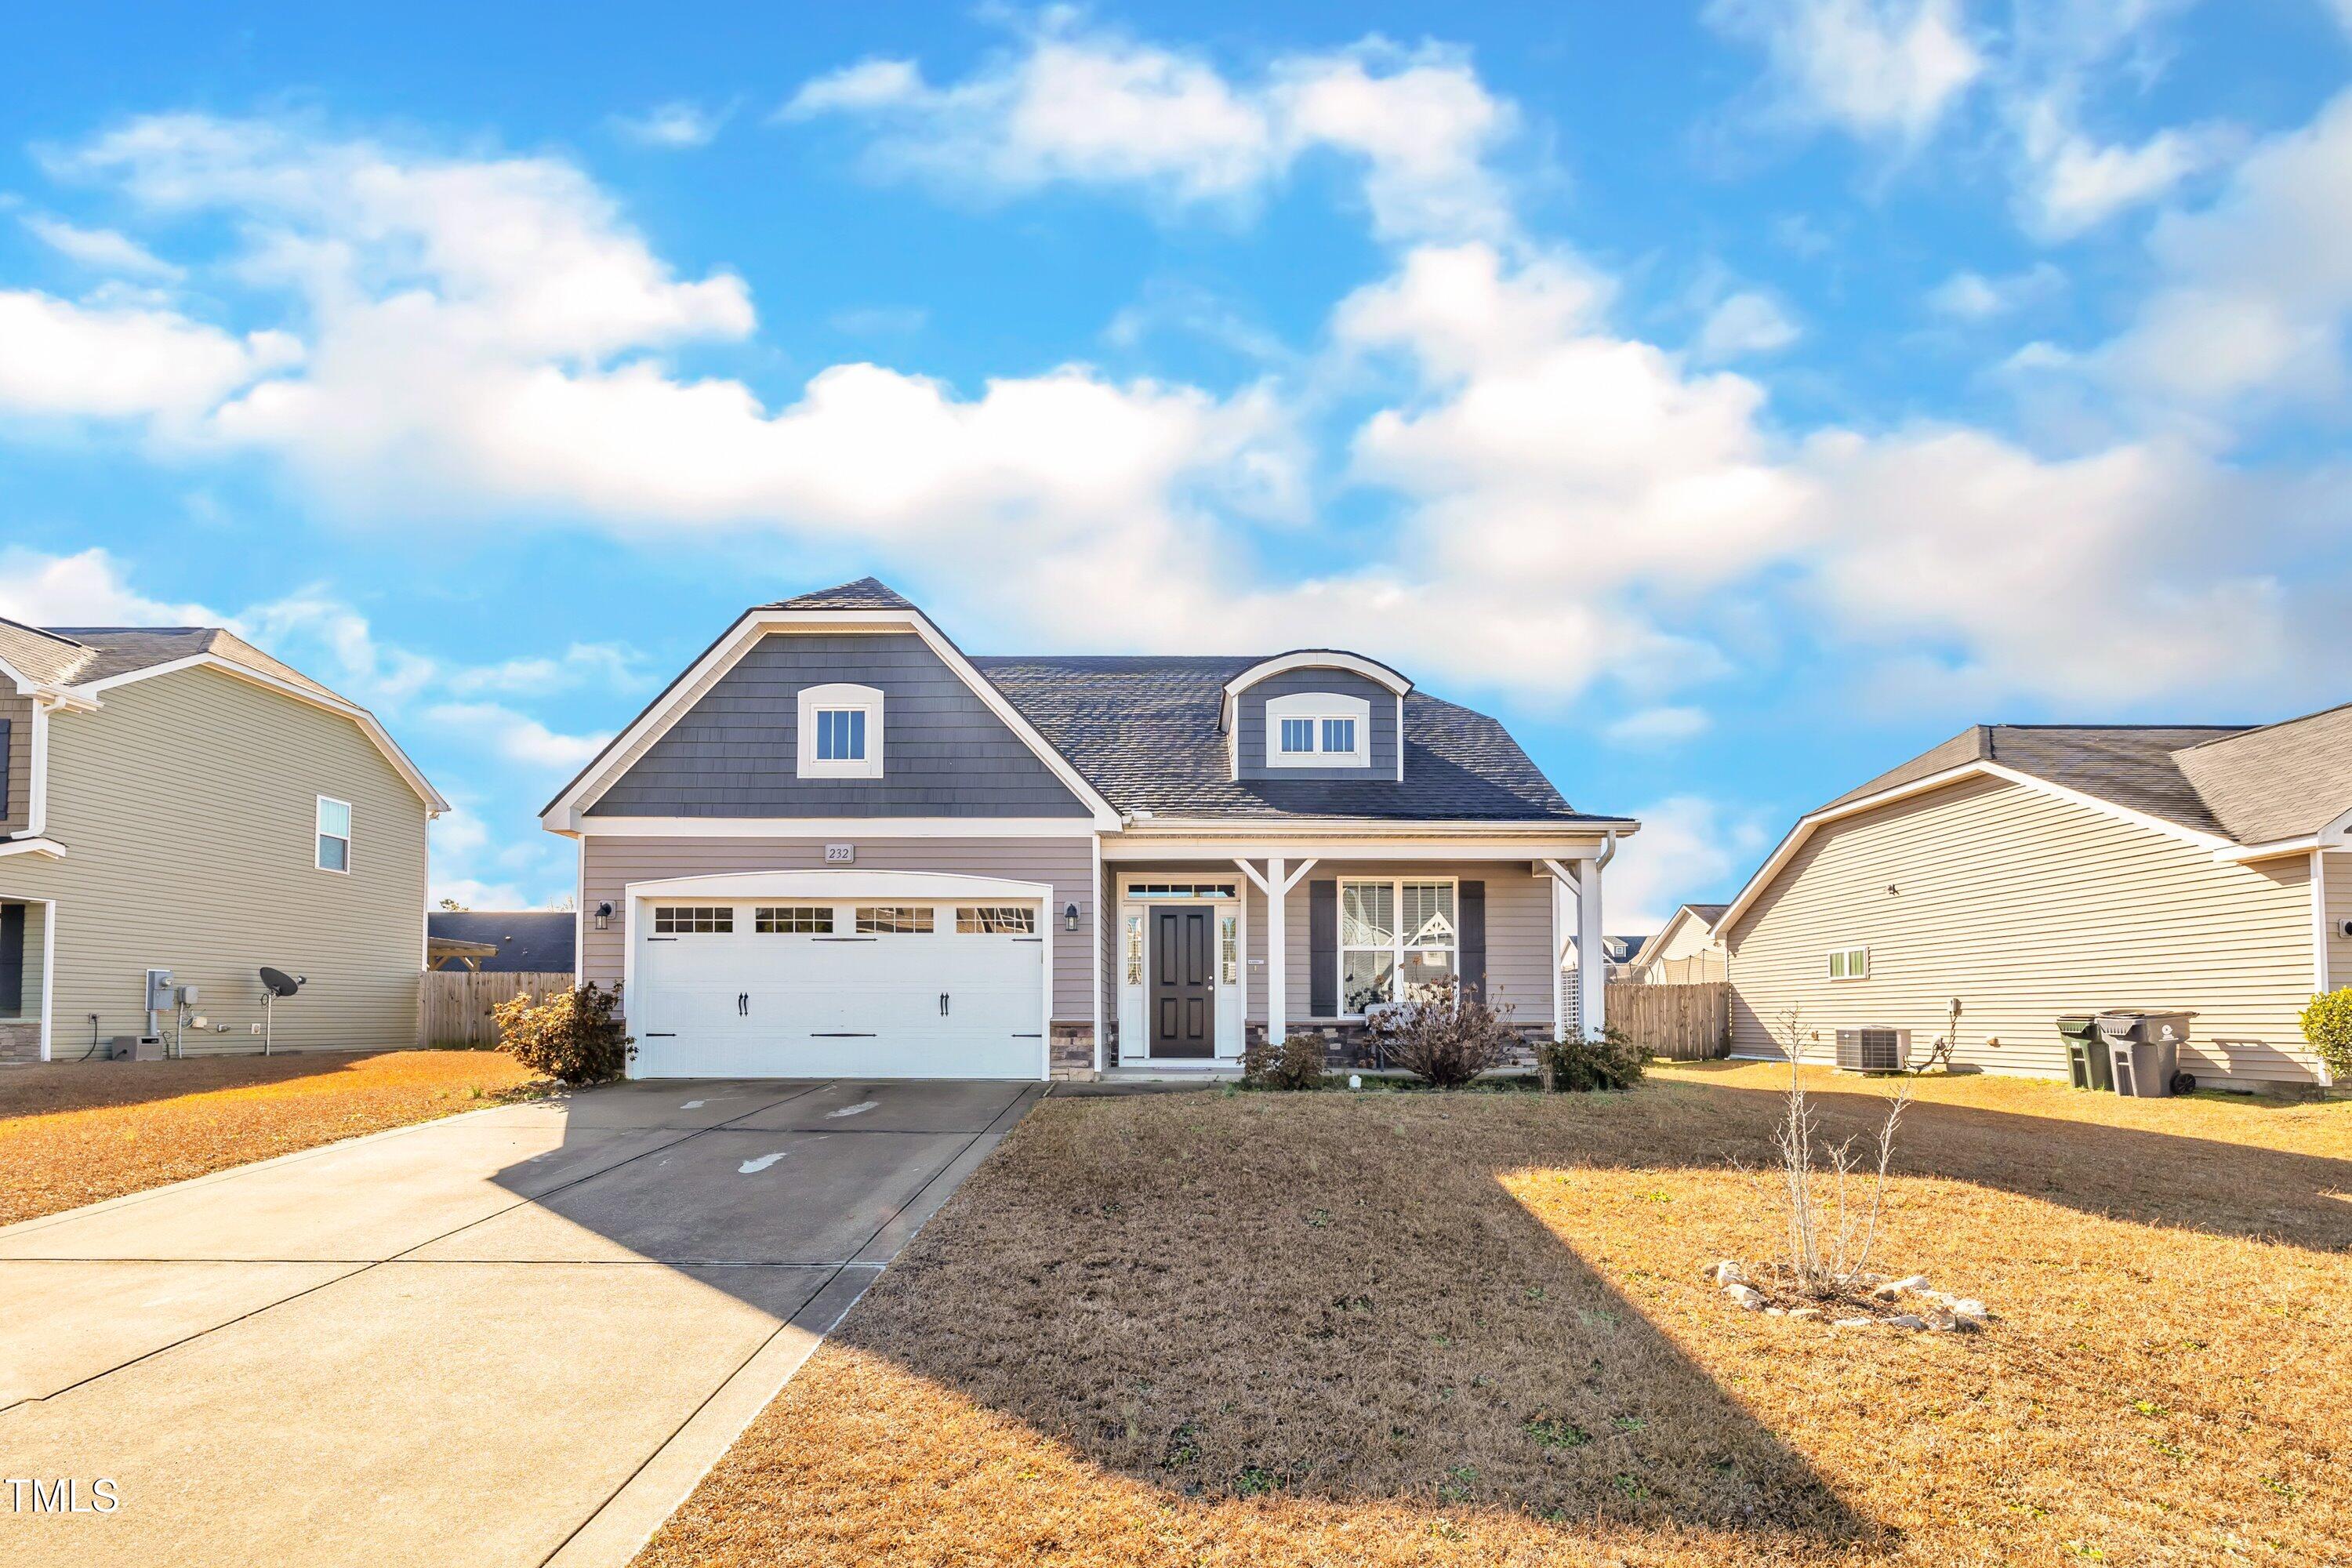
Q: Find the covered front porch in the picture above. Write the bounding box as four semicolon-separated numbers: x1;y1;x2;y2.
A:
1096;831;1619;1073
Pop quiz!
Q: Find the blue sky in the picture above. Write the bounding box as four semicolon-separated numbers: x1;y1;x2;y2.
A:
3;2;2349;924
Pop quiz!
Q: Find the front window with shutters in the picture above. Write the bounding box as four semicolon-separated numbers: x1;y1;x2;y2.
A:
1339;878;1457;1016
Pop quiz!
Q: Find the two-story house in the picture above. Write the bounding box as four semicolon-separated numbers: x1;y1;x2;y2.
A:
0;618;445;1062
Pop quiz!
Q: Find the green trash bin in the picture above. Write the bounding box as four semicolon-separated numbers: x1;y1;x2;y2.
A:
2058;1015;2111;1091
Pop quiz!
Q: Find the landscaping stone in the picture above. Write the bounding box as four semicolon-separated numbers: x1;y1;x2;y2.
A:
1724;1283;1766;1310
1703;1259;1743;1286
1949;1298;1988;1322
1833;1316;1878;1328
1887;1313;1929;1330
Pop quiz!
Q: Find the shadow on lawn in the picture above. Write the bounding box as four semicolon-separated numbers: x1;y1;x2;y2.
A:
0;1050;386;1121
1697;1080;2352;1253
822;1093;1881;1548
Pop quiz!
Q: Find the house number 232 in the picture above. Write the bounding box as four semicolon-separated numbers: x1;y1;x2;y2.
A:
824;844;855;864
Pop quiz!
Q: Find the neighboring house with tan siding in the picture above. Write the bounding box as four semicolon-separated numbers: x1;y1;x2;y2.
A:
1717;713;2352;1088
544;579;1635;1081
1626;902;1727;984
0;617;445;1063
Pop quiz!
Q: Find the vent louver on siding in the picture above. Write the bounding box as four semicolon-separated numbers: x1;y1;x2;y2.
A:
1835;1027;1910;1073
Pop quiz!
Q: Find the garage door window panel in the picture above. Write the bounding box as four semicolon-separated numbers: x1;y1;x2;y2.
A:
756;906;834;934
654;906;734;934
857;906;935;934
957;906;1036;935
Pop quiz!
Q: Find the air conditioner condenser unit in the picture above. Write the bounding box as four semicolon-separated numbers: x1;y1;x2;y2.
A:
1835;1027;1911;1073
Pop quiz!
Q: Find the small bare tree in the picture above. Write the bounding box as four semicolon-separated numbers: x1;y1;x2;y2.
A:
1769;1004;1912;1298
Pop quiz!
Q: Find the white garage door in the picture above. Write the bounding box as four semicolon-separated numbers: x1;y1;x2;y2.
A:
630;898;1045;1080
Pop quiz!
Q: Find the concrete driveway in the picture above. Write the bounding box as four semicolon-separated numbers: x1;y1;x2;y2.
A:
0;1077;1038;1568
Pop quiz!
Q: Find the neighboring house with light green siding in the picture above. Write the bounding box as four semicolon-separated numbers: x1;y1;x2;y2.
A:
1719;711;2352;1089
0;617;445;1063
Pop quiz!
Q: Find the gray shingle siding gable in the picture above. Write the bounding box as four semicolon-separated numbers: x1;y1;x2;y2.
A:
586;633;1090;818
1232;667;1399;781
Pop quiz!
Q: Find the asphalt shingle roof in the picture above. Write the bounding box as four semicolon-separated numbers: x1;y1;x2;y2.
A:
968;654;1618;822
1819;715;2352;849
428;912;579;973
760;577;916;612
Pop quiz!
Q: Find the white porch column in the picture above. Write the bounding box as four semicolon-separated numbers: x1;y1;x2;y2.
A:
1575;858;1606;1040
1265;855;1287;1045
1553;873;1570;1043
1234;855;1319;1047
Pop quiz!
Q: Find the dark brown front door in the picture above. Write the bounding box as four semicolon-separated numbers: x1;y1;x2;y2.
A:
1150;906;1215;1058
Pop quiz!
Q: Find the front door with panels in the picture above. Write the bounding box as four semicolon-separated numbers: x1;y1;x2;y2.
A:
1149;905;1216;1058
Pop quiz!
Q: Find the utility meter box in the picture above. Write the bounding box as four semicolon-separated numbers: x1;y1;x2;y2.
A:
145;968;176;1012
173;984;200;1007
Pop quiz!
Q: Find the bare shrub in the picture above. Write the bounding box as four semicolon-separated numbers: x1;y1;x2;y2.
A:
1366;975;1517;1089
1767;1004;1911;1298
1241;1033;1328;1091
494;982;632;1085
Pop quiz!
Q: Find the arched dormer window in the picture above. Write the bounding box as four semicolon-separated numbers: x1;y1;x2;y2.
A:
1265;690;1371;768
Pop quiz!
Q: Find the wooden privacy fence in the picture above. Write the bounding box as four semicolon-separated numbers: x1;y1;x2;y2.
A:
1607;980;1731;1061
420;971;575;1048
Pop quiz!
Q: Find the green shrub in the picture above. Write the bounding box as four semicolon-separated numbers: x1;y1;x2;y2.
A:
2301;987;2352;1080
1367;974;1519;1089
1242;1032;1328;1090
1537;1025;1650;1093
493;982;632;1085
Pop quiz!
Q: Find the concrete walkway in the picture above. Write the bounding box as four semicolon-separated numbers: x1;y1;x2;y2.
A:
0;1076;1039;1567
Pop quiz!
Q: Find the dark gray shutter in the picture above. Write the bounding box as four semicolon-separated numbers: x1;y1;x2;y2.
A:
1458;881;1486;1000
1308;880;1338;1018
0;717;10;819
0;903;22;1017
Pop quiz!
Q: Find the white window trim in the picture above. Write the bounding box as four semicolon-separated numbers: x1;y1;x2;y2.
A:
315;794;352;875
1337;876;1459;1018
797;682;884;779
1827;946;1871;981
1263;691;1371;769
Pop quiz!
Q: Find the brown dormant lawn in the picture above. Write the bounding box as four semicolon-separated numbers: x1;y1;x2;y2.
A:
640;1062;2350;1567
0;1049;550;1226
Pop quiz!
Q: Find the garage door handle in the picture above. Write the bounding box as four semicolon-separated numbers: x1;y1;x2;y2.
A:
939;992;950;1016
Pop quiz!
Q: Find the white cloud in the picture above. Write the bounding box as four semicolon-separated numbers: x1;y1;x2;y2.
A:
0;289;298;419
1606;795;1774;931
1605;706;1712;748
19;213;183;278
828;304;928;336
1338;243;1813;599
1694;290;1801;361
2097;86;2352;409
2013;96;2235;239
241;587;439;707
1706;0;1983;142
441;641;651;697
611;100;727;149
783;19;1515;241
1796;426;2296;703
0;544;226;626
1927;262;2064;319
424;701;611;771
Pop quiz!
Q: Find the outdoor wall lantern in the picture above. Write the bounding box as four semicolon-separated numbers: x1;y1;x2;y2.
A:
1064;901;1081;931
594;901;614;931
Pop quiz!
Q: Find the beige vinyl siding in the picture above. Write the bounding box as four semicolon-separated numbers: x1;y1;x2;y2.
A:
1;692;31;836
0;665;426;1056
1725;774;2322;1085
2326;850;2352;994
579;834;1095;1022
1273;862;1555;1026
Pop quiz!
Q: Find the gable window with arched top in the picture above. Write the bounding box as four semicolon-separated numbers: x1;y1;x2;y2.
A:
797;682;884;779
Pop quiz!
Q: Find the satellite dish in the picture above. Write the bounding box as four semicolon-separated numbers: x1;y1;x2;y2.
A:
260;967;304;998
